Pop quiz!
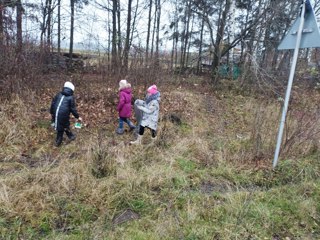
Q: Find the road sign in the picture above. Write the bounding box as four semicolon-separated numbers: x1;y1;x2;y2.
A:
278;0;320;49
273;0;320;168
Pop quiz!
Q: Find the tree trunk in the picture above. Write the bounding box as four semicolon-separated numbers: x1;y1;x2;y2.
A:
186;14;194;70
170;0;178;71
47;0;52;47
57;0;61;64
117;1;122;65
145;0;152;66
69;0;75;69
129;0;140;68
182;1;191;70
130;0;139;47
155;0;161;66
112;0;118;69
108;0;111;68
197;17;205;74
41;0;48;47
123;0;132;72
174;2;179;71
212;0;231;82
150;1;157;61
179;14;186;70
0;3;4;51
0;2;4;48
16;0;23;56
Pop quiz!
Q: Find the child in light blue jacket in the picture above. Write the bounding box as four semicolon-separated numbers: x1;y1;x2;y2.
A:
130;85;160;145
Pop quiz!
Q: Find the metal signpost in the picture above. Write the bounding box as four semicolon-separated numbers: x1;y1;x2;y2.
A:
273;0;320;168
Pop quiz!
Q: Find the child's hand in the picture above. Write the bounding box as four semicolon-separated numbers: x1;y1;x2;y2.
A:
78;117;83;122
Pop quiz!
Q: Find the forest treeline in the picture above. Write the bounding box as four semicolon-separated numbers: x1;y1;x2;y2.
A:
0;0;320;88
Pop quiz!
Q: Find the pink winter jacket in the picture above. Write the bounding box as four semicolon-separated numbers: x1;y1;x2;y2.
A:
117;88;132;118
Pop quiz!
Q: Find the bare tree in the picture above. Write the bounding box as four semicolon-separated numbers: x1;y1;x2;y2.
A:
117;0;122;65
197;16;205;74
123;0;133;72
40;0;54;57
16;0;23;56
0;0;4;48
69;0;75;67
145;0;153;65
180;0;192;70
0;0;308;83
211;0;231;80
46;0;53;46
112;0;118;70
57;0;61;63
154;0;161;65
69;0;89;69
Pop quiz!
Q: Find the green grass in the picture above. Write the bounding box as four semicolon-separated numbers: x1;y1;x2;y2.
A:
1;154;320;239
1;78;320;239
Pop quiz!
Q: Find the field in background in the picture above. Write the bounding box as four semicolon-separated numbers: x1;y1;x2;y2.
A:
1;74;320;239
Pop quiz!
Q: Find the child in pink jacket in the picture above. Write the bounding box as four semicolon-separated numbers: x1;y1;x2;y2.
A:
116;80;136;134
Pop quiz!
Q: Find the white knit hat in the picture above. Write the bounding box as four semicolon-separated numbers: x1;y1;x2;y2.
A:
119;79;130;90
64;81;75;91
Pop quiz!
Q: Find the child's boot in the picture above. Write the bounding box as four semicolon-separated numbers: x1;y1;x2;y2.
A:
128;121;136;131
55;132;63;147
130;134;142;145
66;129;76;141
116;127;124;135
117;118;125;134
149;136;157;145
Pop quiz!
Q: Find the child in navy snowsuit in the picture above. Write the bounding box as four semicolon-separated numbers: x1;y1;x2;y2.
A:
50;81;82;146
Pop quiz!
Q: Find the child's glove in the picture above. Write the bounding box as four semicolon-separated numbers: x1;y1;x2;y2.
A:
135;99;145;106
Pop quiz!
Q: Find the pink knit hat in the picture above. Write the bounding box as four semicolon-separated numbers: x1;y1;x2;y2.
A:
147;85;158;95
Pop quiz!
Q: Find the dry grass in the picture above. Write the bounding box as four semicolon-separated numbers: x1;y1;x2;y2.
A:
1;76;320;239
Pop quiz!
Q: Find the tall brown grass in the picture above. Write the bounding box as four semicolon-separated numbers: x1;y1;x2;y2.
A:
1;76;320;238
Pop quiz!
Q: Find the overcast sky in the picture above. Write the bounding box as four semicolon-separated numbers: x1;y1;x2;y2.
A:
22;0;320;52
23;0;174;52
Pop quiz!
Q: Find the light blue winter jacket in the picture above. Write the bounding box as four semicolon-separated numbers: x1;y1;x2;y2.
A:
135;92;160;130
